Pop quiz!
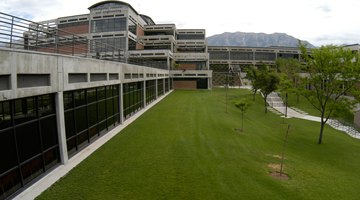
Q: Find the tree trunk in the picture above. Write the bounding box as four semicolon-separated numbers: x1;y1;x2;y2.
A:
253;91;256;101
318;118;325;144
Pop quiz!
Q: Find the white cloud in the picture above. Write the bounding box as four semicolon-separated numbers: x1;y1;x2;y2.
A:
1;0;359;46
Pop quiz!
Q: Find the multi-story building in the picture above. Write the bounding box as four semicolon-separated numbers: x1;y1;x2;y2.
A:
208;46;301;86
0;1;328;199
30;0;212;89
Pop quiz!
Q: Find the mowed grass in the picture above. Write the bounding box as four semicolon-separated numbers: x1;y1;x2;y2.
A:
37;89;360;200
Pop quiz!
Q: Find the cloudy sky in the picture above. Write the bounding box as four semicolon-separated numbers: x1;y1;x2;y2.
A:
1;0;359;46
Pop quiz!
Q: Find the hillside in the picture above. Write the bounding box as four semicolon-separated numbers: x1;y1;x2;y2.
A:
207;32;315;48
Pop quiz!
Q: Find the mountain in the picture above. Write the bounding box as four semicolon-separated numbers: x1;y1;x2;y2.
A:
207;32;315;48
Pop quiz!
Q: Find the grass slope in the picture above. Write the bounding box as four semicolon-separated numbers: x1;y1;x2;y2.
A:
37;89;360;200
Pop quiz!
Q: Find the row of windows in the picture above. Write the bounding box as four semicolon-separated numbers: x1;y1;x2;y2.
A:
63;85;120;156
0;94;59;200
146;80;157;105
177;61;207;70
90;37;126;53
177;34;205;40
123;82;144;119
1;80;172;199
210;51;299;61
91;18;127;33
158;79;164;97
165;79;170;93
128;20;136;35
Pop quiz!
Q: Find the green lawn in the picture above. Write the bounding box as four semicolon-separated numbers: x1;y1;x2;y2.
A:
37;89;360;200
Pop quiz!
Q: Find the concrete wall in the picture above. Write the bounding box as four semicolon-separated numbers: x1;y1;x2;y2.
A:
0;48;169;101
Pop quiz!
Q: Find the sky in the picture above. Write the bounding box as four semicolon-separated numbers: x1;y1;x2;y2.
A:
1;0;359;46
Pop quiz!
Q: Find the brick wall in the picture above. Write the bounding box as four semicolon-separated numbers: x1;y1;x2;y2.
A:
58;24;89;36
173;80;197;89
136;25;145;50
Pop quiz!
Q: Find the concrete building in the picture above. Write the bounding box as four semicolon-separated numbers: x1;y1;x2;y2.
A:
208;46;301;86
3;0;349;199
0;1;212;198
28;0;212;90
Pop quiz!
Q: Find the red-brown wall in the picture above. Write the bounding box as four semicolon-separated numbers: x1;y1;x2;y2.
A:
173;80;197;89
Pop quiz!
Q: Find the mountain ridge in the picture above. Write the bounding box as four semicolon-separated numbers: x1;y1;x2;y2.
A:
206;32;315;48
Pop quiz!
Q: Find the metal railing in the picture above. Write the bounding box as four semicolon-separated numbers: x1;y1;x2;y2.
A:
0;12;125;62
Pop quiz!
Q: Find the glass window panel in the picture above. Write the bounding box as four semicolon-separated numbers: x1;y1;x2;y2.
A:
0;101;12;130
106;86;113;98
0;168;22;199
21;155;43;185
40;116;58;150
14;97;37;125
74;90;86;107
107;98;114;117
87;88;97;103
113;85;119;96
89;126;98;139
107;116;114;128
44;147;59;170
87;103;97;126
65;110;75;138
98;101;106;121
114;97;119;115
97;87;106;100
38;94;54;117
75;107;87;133
16;122;41;162
98;121;107;134
63;92;73;110
77;130;88;148
0;130;18;175
66;137;76;155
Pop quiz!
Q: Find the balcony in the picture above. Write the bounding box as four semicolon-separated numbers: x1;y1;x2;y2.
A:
170;70;212;78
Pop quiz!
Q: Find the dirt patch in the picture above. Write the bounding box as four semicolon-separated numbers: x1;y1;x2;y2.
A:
268;163;281;171
269;171;290;180
233;128;243;132
268;163;290;180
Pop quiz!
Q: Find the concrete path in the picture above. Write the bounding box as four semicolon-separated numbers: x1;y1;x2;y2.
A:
266;92;360;139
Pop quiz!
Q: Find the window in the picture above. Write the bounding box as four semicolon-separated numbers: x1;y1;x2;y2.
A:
123;82;144;119
146;80;156;105
91;18;127;33
0;94;59;199
63;85;120;157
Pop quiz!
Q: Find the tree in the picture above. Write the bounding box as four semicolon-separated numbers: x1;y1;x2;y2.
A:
245;66;261;101
276;58;302;117
299;44;360;144
235;100;251;131
259;72;280;113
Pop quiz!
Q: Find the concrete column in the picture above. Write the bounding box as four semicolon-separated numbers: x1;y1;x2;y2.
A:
167;56;170;70
55;91;68;164
119;83;124;123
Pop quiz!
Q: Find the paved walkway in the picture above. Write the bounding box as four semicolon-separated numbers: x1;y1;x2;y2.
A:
266;92;360;139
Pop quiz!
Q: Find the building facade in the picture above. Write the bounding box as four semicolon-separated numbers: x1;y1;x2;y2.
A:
34;0;211;90
0;1;328;199
208;46;302;86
